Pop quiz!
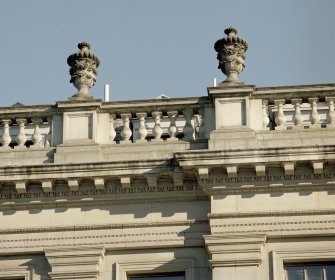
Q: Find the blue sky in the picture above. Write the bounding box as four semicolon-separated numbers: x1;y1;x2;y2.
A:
0;0;334;106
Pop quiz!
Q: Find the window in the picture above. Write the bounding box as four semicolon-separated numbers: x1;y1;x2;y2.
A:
272;248;335;280
116;258;194;280
129;272;185;280
285;263;335;280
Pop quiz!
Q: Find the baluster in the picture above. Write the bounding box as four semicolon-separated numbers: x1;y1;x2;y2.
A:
0;119;12;150
151;111;163;141
46;116;52;147
262;100;270;130
182;108;194;140
15;118;27;148
197;108;205;138
291;99;304;129
136;112;148;143
109;114;117;144
31;117;43;147
326;97;335;127
120;114;132;143
274;99;286;130
167;111;178;141
308;98;320;128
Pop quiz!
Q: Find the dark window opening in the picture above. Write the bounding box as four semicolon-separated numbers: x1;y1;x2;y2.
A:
285;262;335;280
129;272;185;280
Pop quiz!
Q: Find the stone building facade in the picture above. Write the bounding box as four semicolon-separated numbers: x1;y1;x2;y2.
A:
0;28;335;280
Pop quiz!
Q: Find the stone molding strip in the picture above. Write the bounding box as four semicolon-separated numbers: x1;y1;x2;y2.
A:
202;183;335;195
208;209;335;219
0;219;209;235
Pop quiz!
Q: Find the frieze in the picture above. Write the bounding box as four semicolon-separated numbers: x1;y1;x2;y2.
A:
200;173;335;185
199;167;335;194
0;184;201;201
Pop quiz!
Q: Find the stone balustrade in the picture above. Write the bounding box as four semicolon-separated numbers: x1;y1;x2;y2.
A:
108;108;206;144
254;84;335;130
0;106;52;149
0;97;212;150
1;84;335;152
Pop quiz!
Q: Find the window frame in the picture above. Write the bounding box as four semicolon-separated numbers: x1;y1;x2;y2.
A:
0;266;34;280
285;262;335;280
272;249;335;280
115;258;194;280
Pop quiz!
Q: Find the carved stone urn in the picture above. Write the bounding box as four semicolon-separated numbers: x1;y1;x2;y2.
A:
214;27;248;84
67;42;100;99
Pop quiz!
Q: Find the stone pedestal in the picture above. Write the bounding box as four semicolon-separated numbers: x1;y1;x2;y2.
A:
207;84;261;150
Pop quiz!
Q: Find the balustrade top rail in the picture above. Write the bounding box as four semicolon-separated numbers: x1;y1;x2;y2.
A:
0;96;211;117
252;83;335;104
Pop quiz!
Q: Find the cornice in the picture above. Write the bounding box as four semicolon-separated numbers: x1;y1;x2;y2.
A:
0;158;174;180
175;145;335;167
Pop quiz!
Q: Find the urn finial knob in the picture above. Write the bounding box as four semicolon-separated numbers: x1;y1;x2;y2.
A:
214;27;248;84
67;42;100;99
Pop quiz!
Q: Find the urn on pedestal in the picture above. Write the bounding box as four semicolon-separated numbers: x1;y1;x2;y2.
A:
214;27;248;84
67;42;100;99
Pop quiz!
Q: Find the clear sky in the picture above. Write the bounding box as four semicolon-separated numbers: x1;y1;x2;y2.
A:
0;0;334;106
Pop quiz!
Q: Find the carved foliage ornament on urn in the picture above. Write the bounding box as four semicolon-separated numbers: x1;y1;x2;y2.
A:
214;27;248;85
67;42;101;99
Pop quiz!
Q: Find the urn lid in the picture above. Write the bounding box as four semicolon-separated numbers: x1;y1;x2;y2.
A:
214;27;248;52
67;42;100;67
